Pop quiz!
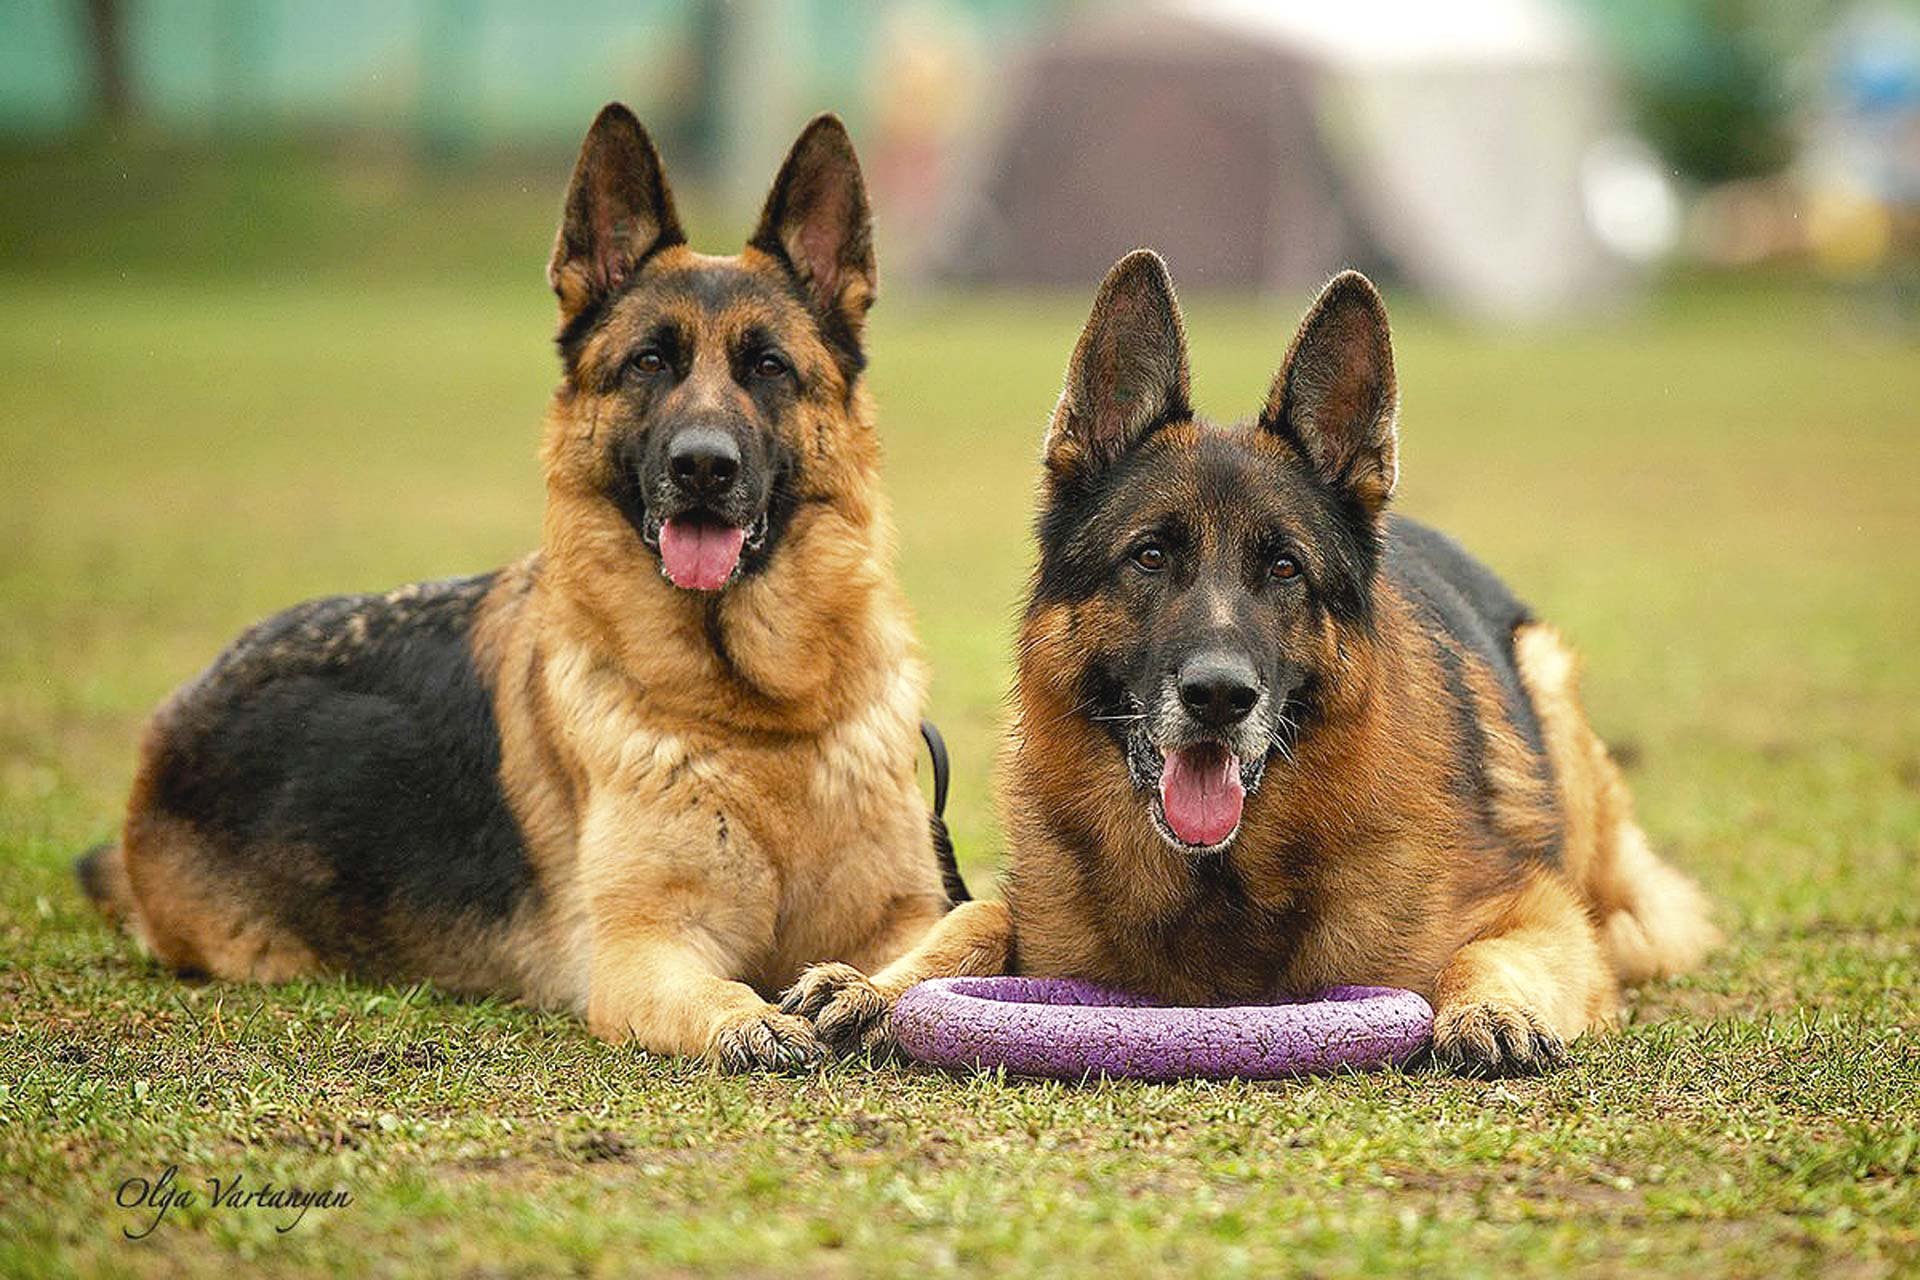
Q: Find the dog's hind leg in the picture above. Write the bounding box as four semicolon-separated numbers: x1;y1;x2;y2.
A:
1588;816;1720;985
1511;623;1719;986
108;815;323;983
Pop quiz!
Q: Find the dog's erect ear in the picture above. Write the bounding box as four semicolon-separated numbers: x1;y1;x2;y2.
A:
749;114;877;367
1045;250;1191;480
548;103;685;324
1260;271;1399;515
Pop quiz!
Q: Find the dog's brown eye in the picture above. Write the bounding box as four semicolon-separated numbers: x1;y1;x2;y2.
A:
1271;556;1300;581
630;350;666;376
1132;543;1167;573
753;352;789;379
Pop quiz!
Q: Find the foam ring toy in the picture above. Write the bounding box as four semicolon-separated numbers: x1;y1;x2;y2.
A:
892;977;1432;1082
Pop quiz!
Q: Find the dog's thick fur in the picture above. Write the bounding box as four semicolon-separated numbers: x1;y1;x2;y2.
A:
79;105;957;1070
786;252;1717;1074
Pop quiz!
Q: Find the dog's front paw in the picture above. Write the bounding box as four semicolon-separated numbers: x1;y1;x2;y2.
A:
1432;1000;1568;1077
707;1007;826;1074
779;961;897;1058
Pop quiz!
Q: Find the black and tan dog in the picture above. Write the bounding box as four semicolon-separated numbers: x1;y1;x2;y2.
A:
77;104;961;1071
785;251;1718;1074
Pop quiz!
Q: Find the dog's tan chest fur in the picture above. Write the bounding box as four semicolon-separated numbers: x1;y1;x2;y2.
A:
475;541;937;1013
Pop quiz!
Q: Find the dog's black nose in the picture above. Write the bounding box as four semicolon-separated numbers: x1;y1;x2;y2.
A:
668;426;740;498
1177;653;1260;729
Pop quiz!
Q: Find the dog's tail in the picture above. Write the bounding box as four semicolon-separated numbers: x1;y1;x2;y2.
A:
920;721;970;904
75;840;136;926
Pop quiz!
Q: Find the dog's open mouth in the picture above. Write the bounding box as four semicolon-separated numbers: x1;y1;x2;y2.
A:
642;510;771;591
1148;741;1247;851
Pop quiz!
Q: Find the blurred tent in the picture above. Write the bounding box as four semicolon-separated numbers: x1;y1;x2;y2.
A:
938;0;1635;318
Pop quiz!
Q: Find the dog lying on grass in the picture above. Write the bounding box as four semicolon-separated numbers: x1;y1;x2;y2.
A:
785;251;1717;1074
79;104;960;1071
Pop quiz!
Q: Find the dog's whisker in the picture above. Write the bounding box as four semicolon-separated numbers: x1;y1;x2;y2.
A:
1036;692;1105;729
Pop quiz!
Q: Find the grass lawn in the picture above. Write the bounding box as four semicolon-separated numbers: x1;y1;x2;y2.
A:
1;148;1917;1276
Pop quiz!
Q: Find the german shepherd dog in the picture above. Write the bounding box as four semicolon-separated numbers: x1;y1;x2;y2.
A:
785;251;1718;1074
78;104;963;1071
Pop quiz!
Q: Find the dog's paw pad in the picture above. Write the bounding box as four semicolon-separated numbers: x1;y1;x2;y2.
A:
1432;1000;1567;1077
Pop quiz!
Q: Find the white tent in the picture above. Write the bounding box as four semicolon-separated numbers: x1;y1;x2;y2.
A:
941;0;1635;318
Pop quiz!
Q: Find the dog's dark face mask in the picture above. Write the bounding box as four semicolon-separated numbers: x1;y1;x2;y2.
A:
590;277;806;593
544;105;877;592
1030;252;1399;852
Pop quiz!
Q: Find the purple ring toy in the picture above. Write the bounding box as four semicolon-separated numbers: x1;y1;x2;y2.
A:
892;977;1432;1081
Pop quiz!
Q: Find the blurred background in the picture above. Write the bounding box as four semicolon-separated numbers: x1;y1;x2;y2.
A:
5;0;1920;305
1;0;1916;912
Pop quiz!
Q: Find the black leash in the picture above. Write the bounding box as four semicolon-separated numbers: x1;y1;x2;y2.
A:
920;720;970;903
919;719;951;820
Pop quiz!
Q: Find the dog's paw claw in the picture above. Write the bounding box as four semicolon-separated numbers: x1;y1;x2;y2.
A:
1432;1000;1567;1077
709;1009;826;1074
779;962;896;1057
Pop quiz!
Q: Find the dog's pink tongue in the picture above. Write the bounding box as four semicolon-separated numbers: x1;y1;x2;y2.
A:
658;516;746;591
1159;746;1245;847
